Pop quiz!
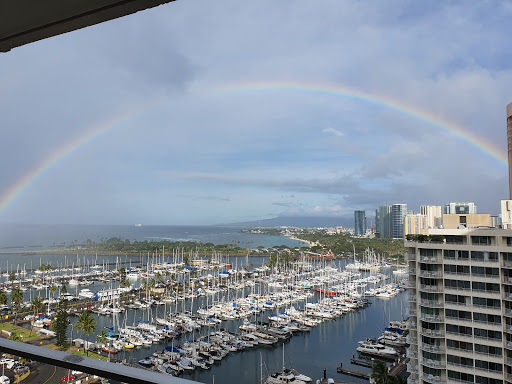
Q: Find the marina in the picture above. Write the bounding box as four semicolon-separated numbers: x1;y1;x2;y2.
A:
0;226;409;383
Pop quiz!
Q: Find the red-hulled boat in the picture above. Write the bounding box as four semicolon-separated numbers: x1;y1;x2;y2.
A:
315;288;337;296
102;345;118;354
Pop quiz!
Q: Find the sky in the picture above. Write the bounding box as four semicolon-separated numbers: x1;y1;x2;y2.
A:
1;0;512;225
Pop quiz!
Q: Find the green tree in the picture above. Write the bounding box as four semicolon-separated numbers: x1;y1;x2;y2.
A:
96;329;108;344
10;287;24;325
0;291;7;306
371;361;390;384
8;272;15;283
60;284;68;296
29;297;44;335
52;307;69;349
49;284;58;312
119;278;130;288
74;311;96;355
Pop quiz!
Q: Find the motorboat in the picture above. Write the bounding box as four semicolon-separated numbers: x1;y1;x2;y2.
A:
356;339;398;359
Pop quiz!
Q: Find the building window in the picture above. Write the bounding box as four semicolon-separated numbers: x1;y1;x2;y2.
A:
460;216;467;224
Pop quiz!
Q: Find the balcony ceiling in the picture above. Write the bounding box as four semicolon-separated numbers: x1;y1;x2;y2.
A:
0;0;175;52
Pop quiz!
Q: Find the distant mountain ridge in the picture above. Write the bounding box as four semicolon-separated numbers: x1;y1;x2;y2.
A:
224;216;358;228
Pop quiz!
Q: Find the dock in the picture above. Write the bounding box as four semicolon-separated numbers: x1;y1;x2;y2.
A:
349;357;374;368
336;366;369;380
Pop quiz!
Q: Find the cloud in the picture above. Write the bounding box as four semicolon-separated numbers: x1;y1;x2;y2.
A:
322;127;344;137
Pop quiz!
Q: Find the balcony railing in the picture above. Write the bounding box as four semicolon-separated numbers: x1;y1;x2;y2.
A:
420;270;443;278
504;276;512;284
506;373;512;383
409;268;417;275
505;309;512;317
420;314;444;322
471;273;499;280
407;350;418;359
421;328;445;337
406;335;418;344
503;293;512;301
422;359;446;369
503;260;512;268
443;271;470;277
408;296;417;302
422;374;446;384
419;284;443;292
420;299;444;307
406;254;416;262
407;362;418;373
409;309;417;316
406;321;417;329
420;256;442;263
445;315;472;323
421;344;446;353
406;281;417;289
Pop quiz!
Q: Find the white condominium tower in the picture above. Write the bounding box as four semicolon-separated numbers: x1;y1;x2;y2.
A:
407;227;512;384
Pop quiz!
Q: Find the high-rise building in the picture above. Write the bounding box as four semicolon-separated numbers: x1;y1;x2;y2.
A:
376;205;392;238
354;210;366;236
444;202;477;215
406;226;512;384
391;203;407;239
507;102;512;199
404;214;428;236
421;205;443;228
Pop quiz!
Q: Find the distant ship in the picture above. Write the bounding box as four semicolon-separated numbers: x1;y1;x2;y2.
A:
134;224;142;227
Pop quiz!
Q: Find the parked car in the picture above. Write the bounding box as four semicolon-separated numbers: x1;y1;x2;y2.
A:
61;375;76;382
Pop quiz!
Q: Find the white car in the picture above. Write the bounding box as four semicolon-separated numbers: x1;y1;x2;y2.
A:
0;375;10;384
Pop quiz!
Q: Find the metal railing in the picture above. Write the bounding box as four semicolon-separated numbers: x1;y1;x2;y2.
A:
421;344;446;353
420;314;444;322
421;328;445;337
419;284;443;292
420;299;444;307
420;270;443;278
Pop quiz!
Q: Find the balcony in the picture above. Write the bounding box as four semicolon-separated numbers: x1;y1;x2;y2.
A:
504;293;512;301
409;309;417;316
419;284;443;293
505;309;512;317
504;276;512;285
421;344;446;353
408;295;417;302
505;341;512;351
406;254;417;262
420;299;444;308
420;314;444;322
506;373;512;383
420;270;443;278
422;374;446;384
503;260;512;269
421;328;445;337
407;362;418;373
445;315;472;323
407;350;418;359
422;359;446;369
406;335;418;344
505;357;512;367
406;281;417;289
420;256;442;263
406;321;417;329
409;268;417;275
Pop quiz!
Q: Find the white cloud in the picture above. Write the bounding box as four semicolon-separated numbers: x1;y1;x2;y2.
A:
322;127;344;137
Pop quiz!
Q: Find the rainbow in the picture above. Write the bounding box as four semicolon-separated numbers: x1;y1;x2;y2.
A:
0;81;507;215
0;99;162;214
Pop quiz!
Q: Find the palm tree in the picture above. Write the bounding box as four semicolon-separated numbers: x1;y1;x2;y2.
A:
371;361;390;384
10;287;24;325
29;297;44;335
96;329;108;344
74;311;96;355
49;284;58;313
0;291;7;306
391;374;408;384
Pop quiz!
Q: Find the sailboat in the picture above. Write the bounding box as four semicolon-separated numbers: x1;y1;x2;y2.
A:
265;344;312;383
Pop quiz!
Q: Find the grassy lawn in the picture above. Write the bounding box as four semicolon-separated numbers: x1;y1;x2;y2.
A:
0;323;41;341
44;344;109;361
